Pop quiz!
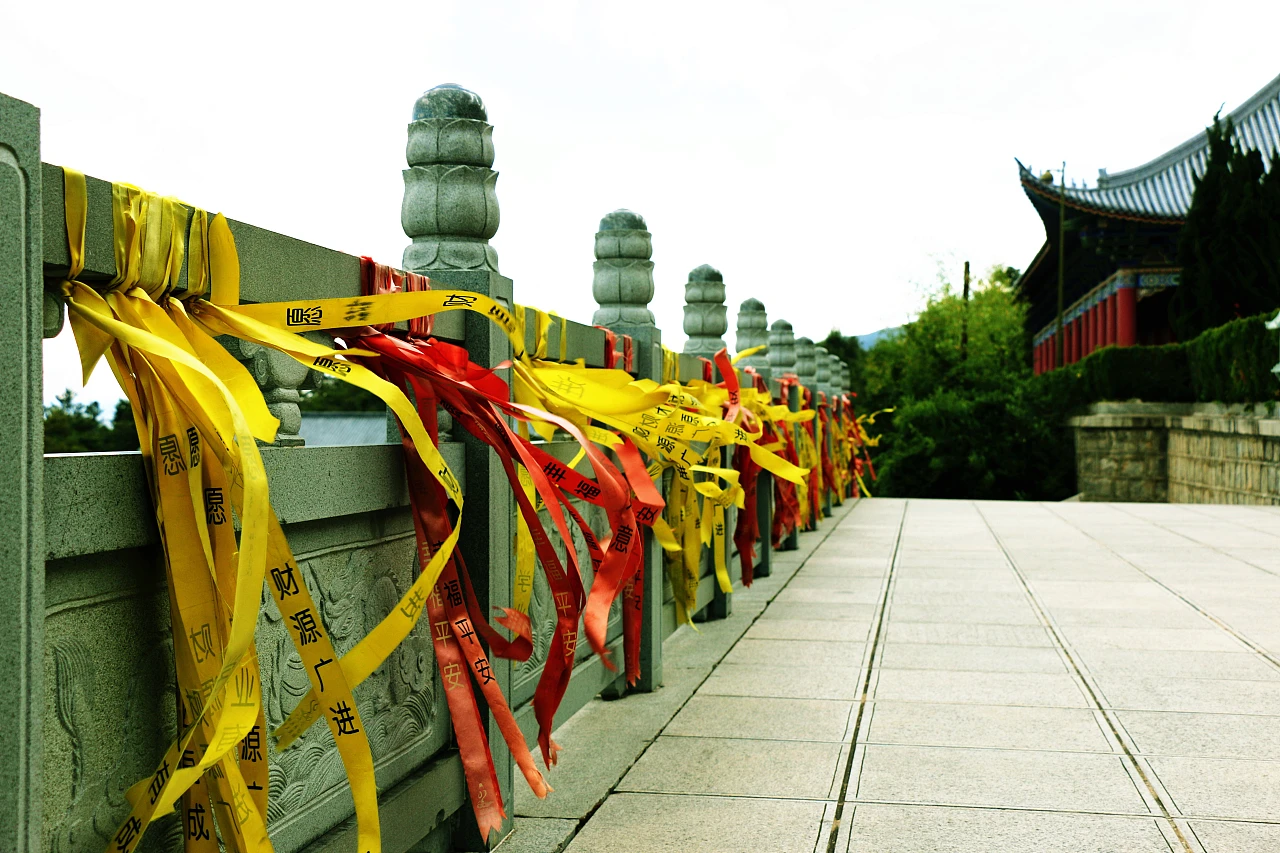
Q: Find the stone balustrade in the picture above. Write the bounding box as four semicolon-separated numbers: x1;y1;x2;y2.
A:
1;82;857;853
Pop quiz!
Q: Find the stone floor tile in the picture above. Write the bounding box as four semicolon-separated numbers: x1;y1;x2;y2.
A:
618;735;844;799
866;701;1112;752
1064;626;1247;652
885;622;1053;648
889;589;1030;607
1076;648;1280;680
787;574;886;593
774;586;882;605
856;744;1149;814
887;602;1041;625
1119;710;1280;760
844;803;1172;852
872;669;1089;708
703;663;863;700
878;643;1066;674
1149;756;1280;820
892;578;1025;595
666;695;855;742
1094;675;1280;715
746;617;873;643
1190;820;1280;853
757;601;876;622
494;818;577;853
721;638;865;668
564;793;828;853
519;664;711;820
795;561;889;578
1050;606;1213;629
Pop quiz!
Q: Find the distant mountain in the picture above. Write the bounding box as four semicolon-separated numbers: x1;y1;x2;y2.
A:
855;327;900;349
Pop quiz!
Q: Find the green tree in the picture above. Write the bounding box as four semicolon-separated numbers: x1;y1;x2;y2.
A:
1171;113;1280;340
44;391;140;453
820;329;864;392
852;266;1077;500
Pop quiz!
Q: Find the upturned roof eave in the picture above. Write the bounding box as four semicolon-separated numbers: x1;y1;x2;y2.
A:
1018;173;1187;227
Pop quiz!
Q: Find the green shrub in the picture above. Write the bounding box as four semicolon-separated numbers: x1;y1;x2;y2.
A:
1184;312;1280;403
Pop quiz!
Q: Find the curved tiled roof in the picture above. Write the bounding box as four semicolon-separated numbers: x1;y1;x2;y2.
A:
1019;71;1280;223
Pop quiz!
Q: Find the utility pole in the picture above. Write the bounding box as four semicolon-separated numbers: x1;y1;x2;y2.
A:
1055;161;1066;369
960;260;970;362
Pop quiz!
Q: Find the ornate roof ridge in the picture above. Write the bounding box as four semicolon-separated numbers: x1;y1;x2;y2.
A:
1016;71;1280;221
1098;70;1280;189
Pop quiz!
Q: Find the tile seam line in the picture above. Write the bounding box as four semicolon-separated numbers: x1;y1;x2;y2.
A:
975;502;1196;853
826;498;908;853
1114;502;1280;583
556;498;862;849
1061;503;1280;675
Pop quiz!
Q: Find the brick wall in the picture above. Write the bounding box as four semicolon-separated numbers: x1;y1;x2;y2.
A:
1070;403;1280;504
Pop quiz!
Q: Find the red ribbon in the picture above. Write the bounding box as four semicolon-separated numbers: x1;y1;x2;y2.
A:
359;257;433;337
593;327;636;373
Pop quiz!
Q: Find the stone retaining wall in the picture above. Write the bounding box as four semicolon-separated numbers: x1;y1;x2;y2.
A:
1070;403;1280;504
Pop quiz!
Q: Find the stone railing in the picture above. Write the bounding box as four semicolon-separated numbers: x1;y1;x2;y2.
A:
0;83;854;852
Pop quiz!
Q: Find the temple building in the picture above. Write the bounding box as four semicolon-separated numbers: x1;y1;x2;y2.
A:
1017;72;1280;375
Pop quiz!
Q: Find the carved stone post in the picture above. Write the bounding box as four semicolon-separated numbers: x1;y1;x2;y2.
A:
767;319;797;401
735;298;771;386
682;264;727;357
814;347;833;514
736;299;772;577
592;210;655;330
0;91;43;853
815;345;831;394
403;83;514;847
828;354;845;400
222;340;311;446
768;320;799;551
795;336;818;395
591;209;664;693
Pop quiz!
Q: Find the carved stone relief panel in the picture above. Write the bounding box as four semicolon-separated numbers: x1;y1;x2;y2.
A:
44;574;181;853
43;506;450;853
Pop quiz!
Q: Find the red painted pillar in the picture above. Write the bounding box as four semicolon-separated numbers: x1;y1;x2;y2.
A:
1071;316;1083;363
1092;302;1102;354
1116;283;1137;347
1036;341;1044;374
1103;292;1115;346
1084;305;1095;356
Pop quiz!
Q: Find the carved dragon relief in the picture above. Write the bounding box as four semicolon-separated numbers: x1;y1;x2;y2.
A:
258;534;440;831
47;529;441;852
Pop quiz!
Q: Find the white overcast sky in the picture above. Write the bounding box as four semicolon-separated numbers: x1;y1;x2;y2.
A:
6;1;1278;410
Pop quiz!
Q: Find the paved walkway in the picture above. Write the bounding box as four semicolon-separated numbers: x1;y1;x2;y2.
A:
555;499;1280;853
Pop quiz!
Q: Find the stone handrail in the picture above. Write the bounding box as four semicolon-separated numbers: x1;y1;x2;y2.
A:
2;82;857;853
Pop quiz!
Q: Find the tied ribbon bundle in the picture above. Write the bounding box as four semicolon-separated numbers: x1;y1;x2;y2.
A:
825;392;854;501
225;292;663;816
769;376;806;548
844;399;890;498
59;172;390;853
817;393;843;508
62;169;813;851
793;385;824;531
641;346;815;614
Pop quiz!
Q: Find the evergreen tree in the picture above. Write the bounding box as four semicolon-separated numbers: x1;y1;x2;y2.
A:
1171;114;1280;340
44;391;140;453
820;330;864;392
